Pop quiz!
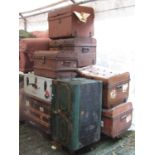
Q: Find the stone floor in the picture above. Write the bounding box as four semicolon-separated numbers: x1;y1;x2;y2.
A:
19;123;135;155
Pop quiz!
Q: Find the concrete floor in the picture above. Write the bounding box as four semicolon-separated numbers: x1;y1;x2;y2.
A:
19;123;135;155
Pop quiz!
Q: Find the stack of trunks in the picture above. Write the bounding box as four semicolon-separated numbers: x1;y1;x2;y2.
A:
33;5;96;78
77;65;133;138
19;4;133;152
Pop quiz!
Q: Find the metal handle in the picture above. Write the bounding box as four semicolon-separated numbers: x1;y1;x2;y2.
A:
82;47;90;53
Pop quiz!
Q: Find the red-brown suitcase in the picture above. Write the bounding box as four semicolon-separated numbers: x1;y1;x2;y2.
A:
101;102;133;138
78;65;130;108
34;50;79;78
48;5;94;39
23;94;51;134
49;37;96;66
19;38;50;73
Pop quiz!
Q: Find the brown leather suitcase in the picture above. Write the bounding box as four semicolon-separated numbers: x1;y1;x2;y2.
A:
78;65;130;108
23;94;51;134
19;38;50;73
48;5;94;39
49;37;96;66
33;50;79;78
101;102;133;138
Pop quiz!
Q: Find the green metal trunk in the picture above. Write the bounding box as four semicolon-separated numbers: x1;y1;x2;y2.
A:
51;78;102;151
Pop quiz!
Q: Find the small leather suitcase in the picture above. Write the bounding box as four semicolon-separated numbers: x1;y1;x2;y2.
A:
24;72;53;103
48;5;94;39
52;78;102;151
33;51;78;78
49;38;96;67
19;38;50;73
78;65;130;108
101;102;133;138
23;94;51;134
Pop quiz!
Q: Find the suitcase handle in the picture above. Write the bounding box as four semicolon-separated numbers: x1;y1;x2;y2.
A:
120;114;127;121
116;84;123;89
26;77;39;89
82;47;90;53
62;61;72;67
61;60;78;68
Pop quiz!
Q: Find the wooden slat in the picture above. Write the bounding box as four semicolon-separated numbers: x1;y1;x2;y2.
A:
28;106;50;119
24;110;50;128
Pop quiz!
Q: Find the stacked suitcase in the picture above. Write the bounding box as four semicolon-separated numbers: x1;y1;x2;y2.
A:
23;73;53;134
77;65;133;138
19;4;133;153
19;38;50;73
46;5;102;151
19;36;51;132
33;5;96;78
21;5;103;152
52;78;102;151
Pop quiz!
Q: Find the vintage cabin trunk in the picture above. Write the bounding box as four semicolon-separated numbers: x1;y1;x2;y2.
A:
101;102;133;138
24;73;53;103
48;5;94;39
51;78;102;151
78;65;130;109
49;37;96;67
23;94;51;135
33;51;80;78
19;38;50;73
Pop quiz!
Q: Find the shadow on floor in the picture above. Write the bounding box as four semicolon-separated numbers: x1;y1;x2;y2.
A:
19;123;135;155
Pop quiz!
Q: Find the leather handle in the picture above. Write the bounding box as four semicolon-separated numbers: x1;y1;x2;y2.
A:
120;114;127;121
116;84;123;89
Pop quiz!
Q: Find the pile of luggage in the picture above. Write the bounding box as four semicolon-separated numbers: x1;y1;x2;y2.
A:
19;5;133;152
